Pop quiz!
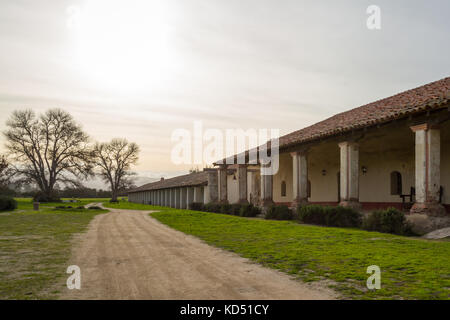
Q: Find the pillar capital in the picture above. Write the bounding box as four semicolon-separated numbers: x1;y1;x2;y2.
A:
290;148;309;157
410;123;440;132
338;141;359;148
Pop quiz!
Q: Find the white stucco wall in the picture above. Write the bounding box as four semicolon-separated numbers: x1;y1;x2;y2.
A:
273;152;293;203
441;123;450;205
227;172;239;204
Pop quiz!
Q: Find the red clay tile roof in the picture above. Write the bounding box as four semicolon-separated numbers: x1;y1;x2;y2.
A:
279;77;450;149
215;77;450;165
129;171;208;193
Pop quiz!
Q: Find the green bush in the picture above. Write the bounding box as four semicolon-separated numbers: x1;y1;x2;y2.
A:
298;205;362;228
230;204;242;215
239;204;261;217
265;205;293;220
189;202;204;211
326;206;362;228
204;203;221;213
297;205;327;225
0;195;17;211
33;191;60;203
363;208;414;235
220;204;232;214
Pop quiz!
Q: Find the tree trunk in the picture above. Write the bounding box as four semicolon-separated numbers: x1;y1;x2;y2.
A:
111;190;118;202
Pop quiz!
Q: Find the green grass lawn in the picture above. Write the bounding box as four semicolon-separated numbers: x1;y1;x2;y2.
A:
102;200;165;211
105;202;449;300
14;197;111;210
0;199;107;299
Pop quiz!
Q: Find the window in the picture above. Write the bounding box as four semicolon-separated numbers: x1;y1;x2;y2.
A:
281;181;287;197
390;171;402;195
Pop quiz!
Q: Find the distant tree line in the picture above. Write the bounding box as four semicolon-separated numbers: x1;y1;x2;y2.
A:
1;108;140;202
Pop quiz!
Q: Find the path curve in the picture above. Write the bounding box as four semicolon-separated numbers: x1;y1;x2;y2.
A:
60;206;336;300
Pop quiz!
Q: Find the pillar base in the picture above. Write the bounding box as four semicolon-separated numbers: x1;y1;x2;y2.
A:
291;198;308;209
260;199;274;213
339;200;362;211
410;202;446;217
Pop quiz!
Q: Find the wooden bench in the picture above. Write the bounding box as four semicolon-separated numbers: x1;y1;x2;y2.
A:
400;186;444;211
400;187;415;211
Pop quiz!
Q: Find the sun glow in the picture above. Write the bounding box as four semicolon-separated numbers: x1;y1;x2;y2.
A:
68;0;176;93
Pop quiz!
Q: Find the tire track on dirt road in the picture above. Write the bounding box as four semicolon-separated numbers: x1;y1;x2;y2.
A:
60;207;336;300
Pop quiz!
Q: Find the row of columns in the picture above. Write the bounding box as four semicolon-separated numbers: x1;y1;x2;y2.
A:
211;122;444;215
131;186;205;210
286;123;444;214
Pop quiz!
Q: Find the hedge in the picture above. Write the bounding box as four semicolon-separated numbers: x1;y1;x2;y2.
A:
297;205;362;228
362;207;414;235
265;205;293;220
0;195;17;211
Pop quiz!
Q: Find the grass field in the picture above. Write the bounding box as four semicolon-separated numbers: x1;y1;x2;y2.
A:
104;202;450;300
14;197;111;209
0;198;107;299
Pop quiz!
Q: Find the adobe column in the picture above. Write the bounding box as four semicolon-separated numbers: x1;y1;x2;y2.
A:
205;169;218;203
410;124;445;216
193;186;203;204
175;188;181;209
291;150;309;208
180;188;187;209
238;165;249;204
218;165;228;204
186;187;194;209
165;189;170;207
170;189;176;208
260;164;274;208
338;141;361;210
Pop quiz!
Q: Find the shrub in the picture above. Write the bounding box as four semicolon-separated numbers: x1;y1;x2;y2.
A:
0;195;17;211
204;203;221;213
239;204;261;217
363;208;414;235
265;205;293;220
33;191;60;203
297;205;327;225
298;205;362;228
220;204;232;214
326;206;362;228
88;206;102;210
76;206;85;209
189;202;204;211
230;204;242;216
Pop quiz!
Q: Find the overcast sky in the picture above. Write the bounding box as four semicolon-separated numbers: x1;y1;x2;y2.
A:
0;0;449;186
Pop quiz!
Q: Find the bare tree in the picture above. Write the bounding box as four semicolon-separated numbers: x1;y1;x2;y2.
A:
0;155;14;188
93;138;139;202
3;109;93;201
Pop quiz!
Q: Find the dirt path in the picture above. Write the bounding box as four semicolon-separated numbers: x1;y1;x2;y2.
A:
60;207;336;300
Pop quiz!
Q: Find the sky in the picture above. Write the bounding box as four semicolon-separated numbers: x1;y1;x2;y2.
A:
0;0;449;188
